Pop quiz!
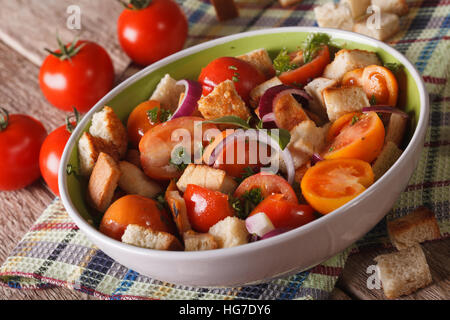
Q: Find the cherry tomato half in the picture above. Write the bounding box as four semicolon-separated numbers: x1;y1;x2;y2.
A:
127;100;161;148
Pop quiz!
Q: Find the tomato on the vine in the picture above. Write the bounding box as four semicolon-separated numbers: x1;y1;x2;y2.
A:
39;110;79;196
117;0;188;66
0;109;47;191
39;38;114;113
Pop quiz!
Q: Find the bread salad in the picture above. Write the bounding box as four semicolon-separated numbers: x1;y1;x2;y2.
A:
78;33;409;252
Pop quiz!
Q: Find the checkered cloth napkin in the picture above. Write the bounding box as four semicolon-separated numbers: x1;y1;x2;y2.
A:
1;0;449;300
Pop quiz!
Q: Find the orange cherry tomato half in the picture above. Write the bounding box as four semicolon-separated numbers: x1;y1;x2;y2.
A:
362;65;399;106
279;45;330;86
234;172;298;204
127;100;161;148
99;194;177;241
249;194;315;229
301;158;374;214
342;68;364;87
184;184;234;233
323;111;385;164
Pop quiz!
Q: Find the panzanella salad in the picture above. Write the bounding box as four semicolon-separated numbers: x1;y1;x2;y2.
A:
77;33;408;251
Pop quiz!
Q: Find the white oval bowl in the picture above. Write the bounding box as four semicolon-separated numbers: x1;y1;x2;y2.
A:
59;27;429;287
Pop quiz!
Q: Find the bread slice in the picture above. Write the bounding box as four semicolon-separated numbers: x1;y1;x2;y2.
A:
372;141;403;180
237;48;275;79
278;0;302;7
323;49;381;81
323;86;370;122
150;74;185;111
371;0;409;16
353;12;400;42
375;244;432;299
87;152;121;212
198;80;251;121
118;161;162;198
314;2;354;31
89;106;128;159
208;216;249;248
273;92;310;131
165;190;192;235
121;224;183;251
385;113;408;147
388;207;441;250
341;0;371;19
304;77;337;121
183;230;219;251
211;0;239;21
78;132;119;176
176;164;237;194
249;76;283;108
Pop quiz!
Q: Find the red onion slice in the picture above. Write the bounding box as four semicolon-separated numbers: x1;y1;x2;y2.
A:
170;79;203;120
362;105;408;118
311;153;323;166
260;227;292;240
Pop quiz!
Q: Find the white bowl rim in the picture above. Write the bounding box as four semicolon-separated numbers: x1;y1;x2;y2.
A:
59;26;429;262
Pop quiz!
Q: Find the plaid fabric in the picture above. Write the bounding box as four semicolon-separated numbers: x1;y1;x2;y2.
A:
0;0;449;300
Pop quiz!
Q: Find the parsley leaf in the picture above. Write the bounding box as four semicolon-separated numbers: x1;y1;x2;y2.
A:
351;115;360;126
273;49;298;75
146;107;173;124
370;95;377;106
230;188;264;219
159;108;173;123
234;166;256;184
169;146;189;171
147;107;159;123
384;62;403;73
303;33;331;64
154;193;169;211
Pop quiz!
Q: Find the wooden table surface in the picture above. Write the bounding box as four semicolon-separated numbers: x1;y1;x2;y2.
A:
0;0;448;300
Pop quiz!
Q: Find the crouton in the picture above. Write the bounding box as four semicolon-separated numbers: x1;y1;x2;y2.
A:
341;0;371;18
371;0;409;16
165;190;192;235
87;152;121;212
372;141;403;180
198;80;251;121
78;132;118;176
118;161;162;198
323;86;370;122
237;48;276;79
208;216;249;248
278;0;302;7
125;149;141;168
304;77;337;120
121;224;183;251
314;2;354;31
150;74;185;111
211;0;239;21
249;77;283;108
89;106;128;158
374;244;432;299
388;207;441;251
274;93;310;131
323;49;381;81
176;164;237;194
183;230;219;251
385;113;408;147
353;13;400;41
288;120;327;169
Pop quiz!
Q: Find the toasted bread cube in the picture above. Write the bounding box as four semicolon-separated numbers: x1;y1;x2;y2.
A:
314;3;354;31
249;77;283;108
208;216;249;248
273;93;310;131
166;190;192;235
118;161;162;198
372;141;402;180
375;244;432;299
279;0;302;7
87;152;121;212
323;49;381;81
304;77;337;120
237;48;275;79
198;80;251;121
323;86;370;122
385;113;408;147
150;74;185;111
89;106;128;159
353;13;400;41
176;164;237;194
183;230;219;251
341;0;370;18
371;0;409;16
211;0;239;21
78;132;118;176
288;120;327;169
121;224;183;251
388;207;441;251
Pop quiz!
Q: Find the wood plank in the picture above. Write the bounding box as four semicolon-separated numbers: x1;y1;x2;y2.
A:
0;0;129;77
0;39;96;300
337;239;450;300
328;287;353;300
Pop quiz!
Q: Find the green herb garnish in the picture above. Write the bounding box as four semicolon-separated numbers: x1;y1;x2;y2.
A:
273;49;299;75
154;193;169;211
370;95;377;106
351;115;360;126
147;107;159;123
159;108;173;123
303;33;331;64
169;146;189;171
228;65;238;71
147;107;173;124
384;62;403;73
230;188;264;219
234;167;256;184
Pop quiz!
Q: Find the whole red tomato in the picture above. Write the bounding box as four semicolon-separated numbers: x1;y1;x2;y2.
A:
117;0;188;66
198;57;266;104
39;112;78;196
0;109;47;191
39;39;114;113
